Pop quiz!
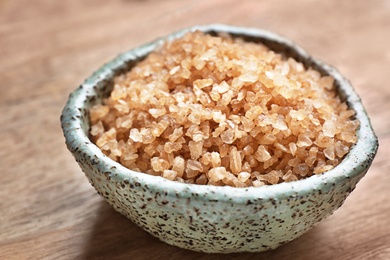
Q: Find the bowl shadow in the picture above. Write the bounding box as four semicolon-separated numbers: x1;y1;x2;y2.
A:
80;200;331;260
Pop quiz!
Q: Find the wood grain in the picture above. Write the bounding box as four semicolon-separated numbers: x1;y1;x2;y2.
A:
1;0;389;259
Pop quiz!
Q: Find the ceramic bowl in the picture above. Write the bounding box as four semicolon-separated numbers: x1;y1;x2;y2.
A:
61;24;378;253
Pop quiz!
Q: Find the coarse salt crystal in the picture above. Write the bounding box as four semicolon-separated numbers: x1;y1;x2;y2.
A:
238;172;251;182
129;129;143;142
323;119;336;137
255;145;271;162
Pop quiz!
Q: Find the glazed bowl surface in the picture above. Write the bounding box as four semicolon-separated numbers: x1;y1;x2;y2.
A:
61;24;378;253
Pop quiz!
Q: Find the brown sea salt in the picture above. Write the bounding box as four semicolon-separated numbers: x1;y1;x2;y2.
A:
89;31;359;187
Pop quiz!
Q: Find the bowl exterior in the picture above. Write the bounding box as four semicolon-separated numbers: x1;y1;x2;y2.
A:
61;24;378;253
76;156;367;253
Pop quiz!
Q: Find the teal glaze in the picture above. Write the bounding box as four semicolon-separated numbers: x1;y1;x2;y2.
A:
61;24;378;253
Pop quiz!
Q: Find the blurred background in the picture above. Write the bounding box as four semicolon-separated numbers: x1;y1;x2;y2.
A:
1;0;389;259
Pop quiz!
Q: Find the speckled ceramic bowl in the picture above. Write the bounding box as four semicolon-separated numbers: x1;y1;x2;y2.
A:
61;24;378;253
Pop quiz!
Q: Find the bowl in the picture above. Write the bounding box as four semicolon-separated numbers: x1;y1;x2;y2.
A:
60;24;378;253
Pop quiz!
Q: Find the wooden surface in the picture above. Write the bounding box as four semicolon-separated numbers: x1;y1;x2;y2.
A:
1;0;389;259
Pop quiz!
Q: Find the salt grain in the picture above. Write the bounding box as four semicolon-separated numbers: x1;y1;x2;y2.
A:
163;170;177;180
230;146;242;174
323;119;336;137
255;145;271;162
172;156;185;177
129;129;142;142
238;171;251;182
209;167;227;182
189;141;204;160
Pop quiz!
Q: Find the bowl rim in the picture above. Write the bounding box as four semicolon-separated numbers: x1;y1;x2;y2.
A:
61;24;378;203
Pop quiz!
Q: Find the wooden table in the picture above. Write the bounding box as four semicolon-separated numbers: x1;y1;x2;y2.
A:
1;0;389;259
